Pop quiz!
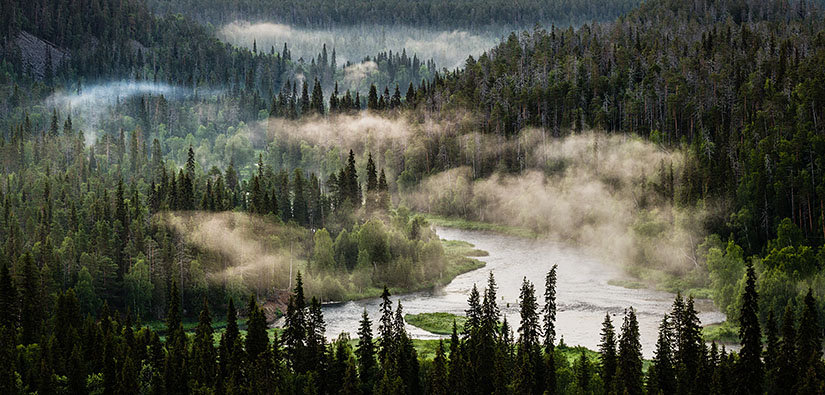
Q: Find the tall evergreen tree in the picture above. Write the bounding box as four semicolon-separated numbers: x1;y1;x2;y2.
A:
598;313;617;394
246;295;269;363
356;309;378;393
430;340;449;395
649;314;676;395
737;263;763;395
777;303;798;392
191;298;216;390
19;252;41;345
284;272;307;372
617;308;643;395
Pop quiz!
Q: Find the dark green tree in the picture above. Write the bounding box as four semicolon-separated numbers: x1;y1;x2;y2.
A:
737;263;763;395
617;308;642;395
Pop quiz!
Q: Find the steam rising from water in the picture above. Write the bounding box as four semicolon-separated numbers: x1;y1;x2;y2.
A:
404;131;709;275
219;21;501;69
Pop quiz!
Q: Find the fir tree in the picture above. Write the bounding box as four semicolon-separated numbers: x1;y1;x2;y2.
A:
356;309;377;392
430;339;449;395
246;295;269;363
617;308;643;395
284;272;307;372
649;314;676;395
598;313;617;394
19;252;41;345
777;303;798;392
737;263;763;394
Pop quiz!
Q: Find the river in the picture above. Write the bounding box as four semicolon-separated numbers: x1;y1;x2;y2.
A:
321;227;726;358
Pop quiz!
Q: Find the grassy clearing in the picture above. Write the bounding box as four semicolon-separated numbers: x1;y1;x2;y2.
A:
405;312;467;335
702;321;739;343
422;214;539;239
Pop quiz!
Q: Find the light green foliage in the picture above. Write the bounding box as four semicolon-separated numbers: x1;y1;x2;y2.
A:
124;259;154;319
312;228;336;271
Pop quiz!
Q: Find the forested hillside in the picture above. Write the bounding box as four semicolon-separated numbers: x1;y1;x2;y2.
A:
145;0;642;29
2;0;825;393
422;0;825;327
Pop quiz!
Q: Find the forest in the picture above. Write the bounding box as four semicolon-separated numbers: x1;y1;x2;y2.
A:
2;0;825;393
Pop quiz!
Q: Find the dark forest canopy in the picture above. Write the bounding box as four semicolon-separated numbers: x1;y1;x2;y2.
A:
145;0;643;29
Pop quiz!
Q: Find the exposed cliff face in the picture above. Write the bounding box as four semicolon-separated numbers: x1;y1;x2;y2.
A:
12;31;70;79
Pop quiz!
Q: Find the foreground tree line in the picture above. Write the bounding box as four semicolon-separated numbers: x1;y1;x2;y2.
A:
0;259;823;394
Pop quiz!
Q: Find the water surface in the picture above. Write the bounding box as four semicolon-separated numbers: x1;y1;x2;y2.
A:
321;227;725;357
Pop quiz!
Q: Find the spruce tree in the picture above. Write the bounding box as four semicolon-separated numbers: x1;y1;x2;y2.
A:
649;314;676;395
431;339;449;395
284;272;307;372
777;303;798;392
617;308;643;395
543;265;558;349
368;84;379;110
0;263;17;329
356;309;377;392
797;288;821;366
378;286;394;364
341;356;361;395
191;298;216;389
19;252;41;345
246;295;269;363
164;280;188;394
516;277;541;394
764;311;780;395
737;262;763;394
598;313;617;394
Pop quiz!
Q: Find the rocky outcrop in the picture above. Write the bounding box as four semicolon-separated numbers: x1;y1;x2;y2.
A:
12;31;70;80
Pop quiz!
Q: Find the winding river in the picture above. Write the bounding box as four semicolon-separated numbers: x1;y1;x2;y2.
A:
321;227;725;358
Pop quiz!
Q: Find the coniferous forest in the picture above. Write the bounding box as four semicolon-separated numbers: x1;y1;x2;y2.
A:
2;0;825;393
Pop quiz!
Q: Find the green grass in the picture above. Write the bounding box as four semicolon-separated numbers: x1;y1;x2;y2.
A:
340;238;487;301
607;279;647;289
421;214;539;239
702;321;739;343
405;312;467;335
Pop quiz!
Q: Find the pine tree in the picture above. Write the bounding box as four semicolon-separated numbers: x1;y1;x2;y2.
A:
405;82;416;106
543;265;558;349
598;313;617;394
516;277;541;394
0;263;17;329
310;78;325;115
649;314;676;395
764;311;780;395
356;309;377;392
448;320;467;395
300;81;310;116
368;84;379;110
218;298;240;393
617;308;643;395
246;295;269;363
340;356;361;395
737;262;763;394
164;280;188;394
574;349;591;394
366;153;378;192
378;286;394;364
191;298;216;389
284;272;307;372
430;340;449;395
777;303;798;392
19;252;41;345
465;284;481;336
797;288;821;366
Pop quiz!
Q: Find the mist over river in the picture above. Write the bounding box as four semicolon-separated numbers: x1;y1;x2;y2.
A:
320;227;725;358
